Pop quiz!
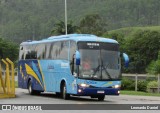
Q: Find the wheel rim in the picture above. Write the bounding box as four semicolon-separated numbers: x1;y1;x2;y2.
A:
28;83;32;94
63;86;66;99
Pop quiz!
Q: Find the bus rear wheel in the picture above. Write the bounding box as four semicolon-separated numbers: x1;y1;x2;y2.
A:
62;83;70;100
28;80;40;95
97;95;105;101
28;80;35;95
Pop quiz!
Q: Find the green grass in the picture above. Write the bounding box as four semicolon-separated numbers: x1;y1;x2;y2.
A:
103;26;160;39
121;90;160;97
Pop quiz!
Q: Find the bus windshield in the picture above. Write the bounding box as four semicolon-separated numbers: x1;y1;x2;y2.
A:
78;42;121;80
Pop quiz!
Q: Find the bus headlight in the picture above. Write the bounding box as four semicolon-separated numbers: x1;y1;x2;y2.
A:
79;83;90;87
113;85;121;88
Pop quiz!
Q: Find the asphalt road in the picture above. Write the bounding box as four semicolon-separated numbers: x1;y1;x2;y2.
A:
1;88;160;113
1;88;160;104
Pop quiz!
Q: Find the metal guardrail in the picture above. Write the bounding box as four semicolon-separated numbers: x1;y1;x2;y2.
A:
122;73;156;80
0;58;15;98
122;73;157;92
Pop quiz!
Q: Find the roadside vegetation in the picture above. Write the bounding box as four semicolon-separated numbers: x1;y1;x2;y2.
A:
0;38;18;64
121;90;160;97
103;27;160;74
121;77;158;91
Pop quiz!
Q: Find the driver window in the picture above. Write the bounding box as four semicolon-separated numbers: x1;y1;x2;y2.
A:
70;40;76;75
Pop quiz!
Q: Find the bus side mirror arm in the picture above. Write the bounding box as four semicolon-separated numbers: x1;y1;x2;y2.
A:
75;51;80;65
122;53;129;68
71;54;75;75
71;54;78;78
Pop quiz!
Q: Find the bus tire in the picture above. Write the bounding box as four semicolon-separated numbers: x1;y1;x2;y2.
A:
62;83;70;100
56;92;61;97
97;95;105;101
28;80;36;95
90;95;97;98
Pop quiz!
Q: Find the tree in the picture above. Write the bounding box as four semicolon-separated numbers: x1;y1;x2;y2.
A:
79;14;107;36
0;38;18;63
51;20;79;35
125;30;160;73
146;51;160;93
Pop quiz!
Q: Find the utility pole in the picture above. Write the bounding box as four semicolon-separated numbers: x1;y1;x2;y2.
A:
65;0;67;35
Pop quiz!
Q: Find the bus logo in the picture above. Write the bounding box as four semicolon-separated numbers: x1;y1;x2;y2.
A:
47;65;54;70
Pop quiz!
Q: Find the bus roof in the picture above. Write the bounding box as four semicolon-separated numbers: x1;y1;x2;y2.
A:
20;34;118;46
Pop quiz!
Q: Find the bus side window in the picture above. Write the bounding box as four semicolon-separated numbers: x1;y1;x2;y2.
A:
30;51;37;59
24;45;31;60
45;42;51;59
19;46;24;60
50;42;61;59
25;52;30;59
21;54;24;60
59;41;69;60
36;44;45;59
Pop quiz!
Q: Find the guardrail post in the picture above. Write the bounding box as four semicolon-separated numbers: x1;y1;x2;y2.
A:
6;58;15;94
135;73;138;91
2;59;10;94
158;74;160;93
0;63;6;93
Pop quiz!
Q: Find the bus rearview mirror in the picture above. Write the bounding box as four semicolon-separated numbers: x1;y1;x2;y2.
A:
123;53;129;68
75;51;80;65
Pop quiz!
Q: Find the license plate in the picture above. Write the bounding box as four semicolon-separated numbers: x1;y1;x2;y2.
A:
97;91;105;94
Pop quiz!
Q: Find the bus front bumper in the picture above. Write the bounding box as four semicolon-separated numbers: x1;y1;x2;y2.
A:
77;87;120;96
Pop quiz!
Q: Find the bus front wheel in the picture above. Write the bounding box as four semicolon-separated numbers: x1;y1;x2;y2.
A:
97;95;105;101
62;83;70;100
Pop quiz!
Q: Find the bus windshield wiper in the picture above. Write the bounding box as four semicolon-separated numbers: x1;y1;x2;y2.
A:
92;64;112;79
92;65;100;75
101;61;112;79
102;65;112;79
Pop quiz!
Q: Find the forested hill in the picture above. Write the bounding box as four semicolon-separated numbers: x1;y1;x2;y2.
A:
0;0;160;43
103;26;160;73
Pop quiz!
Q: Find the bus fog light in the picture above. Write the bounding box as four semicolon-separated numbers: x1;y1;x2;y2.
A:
78;89;82;93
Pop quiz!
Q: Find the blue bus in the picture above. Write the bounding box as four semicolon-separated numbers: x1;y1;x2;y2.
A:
18;34;129;101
